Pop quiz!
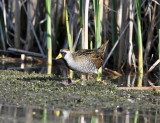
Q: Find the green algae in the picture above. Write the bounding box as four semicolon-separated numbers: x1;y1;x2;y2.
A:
0;70;158;110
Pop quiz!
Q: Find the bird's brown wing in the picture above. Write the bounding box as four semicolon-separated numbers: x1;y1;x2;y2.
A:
72;49;94;62
75;49;95;56
73;49;103;69
89;51;104;69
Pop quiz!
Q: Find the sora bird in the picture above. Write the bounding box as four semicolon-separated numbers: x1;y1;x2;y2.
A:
56;40;109;74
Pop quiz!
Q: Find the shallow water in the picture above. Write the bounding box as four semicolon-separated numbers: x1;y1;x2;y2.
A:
0;60;160;123
1;105;160;123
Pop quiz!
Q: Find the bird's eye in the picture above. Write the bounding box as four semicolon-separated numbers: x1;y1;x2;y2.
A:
61;52;66;57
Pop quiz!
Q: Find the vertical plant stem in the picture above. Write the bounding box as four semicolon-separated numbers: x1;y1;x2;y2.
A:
137;73;143;87
136;0;143;75
159;0;160;70
25;0;37;51
159;29;160;60
117;0;123;68
128;0;133;66
159;29;160;71
53;0;59;55
128;0;136;71
46;0;52;65
144;3;156;64
80;0;89;80
21;0;45;56
62;0;66;25
65;1;73;78
93;0;102;48
91;116;97;123
112;0;118;67
82;0;89;49
93;0;103;81
112;0;118;40
79;0;83;49
79;0;83;28
1;0;8;48
118;0;129;68
73;28;82;52
0;22;6;50
14;0;20;48
134;110;139;123
65;2;72;52
103;23;129;68
42;108;47;123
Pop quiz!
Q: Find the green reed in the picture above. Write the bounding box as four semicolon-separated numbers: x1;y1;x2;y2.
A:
65;2;72;52
93;0;102;81
65;1;73;78
136;0;143;75
46;0;52;65
134;110;139;123
93;0;101;48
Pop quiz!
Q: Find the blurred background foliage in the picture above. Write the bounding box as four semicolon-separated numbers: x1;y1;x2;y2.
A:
0;0;160;72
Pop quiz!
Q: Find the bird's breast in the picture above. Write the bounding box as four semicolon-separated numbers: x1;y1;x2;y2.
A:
66;59;98;74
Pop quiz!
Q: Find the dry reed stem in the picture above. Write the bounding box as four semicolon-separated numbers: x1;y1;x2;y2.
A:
117;86;160;91
105;68;122;76
146;59;160;74
103;23;129;68
144;3;157;63
21;0;45;56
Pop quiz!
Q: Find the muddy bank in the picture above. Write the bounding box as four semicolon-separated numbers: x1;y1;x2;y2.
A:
0;70;159;110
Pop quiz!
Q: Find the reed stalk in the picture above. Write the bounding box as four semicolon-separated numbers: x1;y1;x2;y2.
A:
53;1;62;54
82;0;89;49
134;110;139;123
158;0;160;71
117;0;123;68
1;0;7;50
93;0;101;48
103;23;129;68
42;108;47;122
21;0;45;56
159;29;160;59
65;2;72;52
79;0;83;28
137;73;143;87
144;3;156;64
159;29;160;71
128;0;136;70
65;1;73;78
25;0;37;51
93;0;103;81
46;0;52;65
112;0;118;67
136;0;143;75
0;21;6;50
91;116;97;123
78;0;83;49
14;0;20;48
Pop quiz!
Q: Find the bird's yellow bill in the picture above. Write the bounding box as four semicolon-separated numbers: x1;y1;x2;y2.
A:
56;53;62;59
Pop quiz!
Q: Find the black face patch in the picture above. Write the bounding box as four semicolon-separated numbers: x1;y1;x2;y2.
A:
61;52;66;57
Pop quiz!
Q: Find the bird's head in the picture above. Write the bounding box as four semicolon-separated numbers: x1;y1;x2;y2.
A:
56;49;72;60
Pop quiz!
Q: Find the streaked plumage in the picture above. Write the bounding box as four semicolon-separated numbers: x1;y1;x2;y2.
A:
56;40;109;74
